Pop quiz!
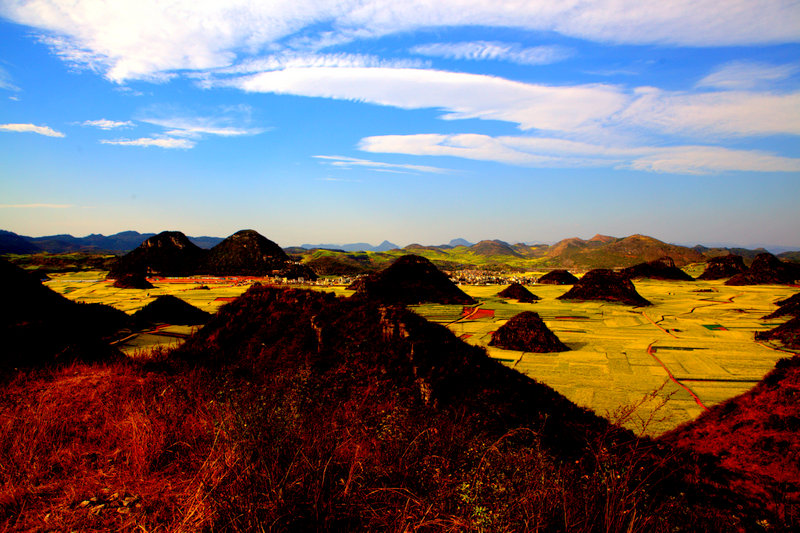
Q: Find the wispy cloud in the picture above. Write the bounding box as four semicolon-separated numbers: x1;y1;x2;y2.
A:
618;87;800;137
697;61;799;90
212;52;427;76
0;65;20;91
3;2;798;82
359;133;800;175
222;67;628;133
0;203;73;208
411;42;571;66
100;137;195;149
314;155;450;174
0;123;64;137
80;118;134;129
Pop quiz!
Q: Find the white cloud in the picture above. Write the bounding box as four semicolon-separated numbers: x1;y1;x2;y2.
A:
0;203;73;208
0;123;64;137
313;155;450;174
359;133;800;174
2;1;798;82
81;118;134;129
213;52;427;76
619;87;800;137
138;116;265;138
410;41;571;65
100;137;195;149
697;61;799;90
223;66;628;133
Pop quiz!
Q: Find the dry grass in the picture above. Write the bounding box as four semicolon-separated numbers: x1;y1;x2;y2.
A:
0;360;238;531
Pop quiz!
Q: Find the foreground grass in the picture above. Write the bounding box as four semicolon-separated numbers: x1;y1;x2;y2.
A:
2;285;790;531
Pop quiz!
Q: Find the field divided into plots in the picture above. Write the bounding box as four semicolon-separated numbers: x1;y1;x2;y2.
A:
413;280;799;436
46;271;797;435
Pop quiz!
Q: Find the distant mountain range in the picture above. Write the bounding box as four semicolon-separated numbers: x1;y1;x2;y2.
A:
0;230;223;254
298;240;400;252
2;229;798;270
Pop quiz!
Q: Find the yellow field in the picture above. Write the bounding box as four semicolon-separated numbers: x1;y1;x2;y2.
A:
413;280;799;436
46;271;798;436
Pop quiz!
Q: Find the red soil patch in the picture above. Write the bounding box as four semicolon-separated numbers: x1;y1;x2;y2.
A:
461;307;495;320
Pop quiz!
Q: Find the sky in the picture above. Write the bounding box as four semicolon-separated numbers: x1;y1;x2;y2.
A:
1;0;799;249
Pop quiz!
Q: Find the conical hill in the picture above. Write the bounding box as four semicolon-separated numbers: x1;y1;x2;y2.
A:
203;229;289;276
697;254;747;280
537;269;578;285
726;253;800;285
349;254;475;305
489;311;568;352
109;231;204;278
620;256;694;281
557;269;651;306
497;283;540;302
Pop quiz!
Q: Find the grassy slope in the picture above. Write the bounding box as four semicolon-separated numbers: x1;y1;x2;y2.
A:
1;286;789;531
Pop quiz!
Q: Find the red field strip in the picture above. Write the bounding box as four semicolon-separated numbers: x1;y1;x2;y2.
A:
646;341;709;412
461;307;495;320
214;297;239;302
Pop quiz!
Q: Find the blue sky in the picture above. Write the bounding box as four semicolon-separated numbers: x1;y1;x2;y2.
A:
1;1;799;248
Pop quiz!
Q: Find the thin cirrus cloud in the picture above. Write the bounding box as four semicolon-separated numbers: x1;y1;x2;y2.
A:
313;155;450;174
137;116;266;139
212;52;428;76
2;1;799;82
358;133;800;175
696;61;799;90
0;123;64;137
410;41;572;66
100;137;195;149
80;118;134;129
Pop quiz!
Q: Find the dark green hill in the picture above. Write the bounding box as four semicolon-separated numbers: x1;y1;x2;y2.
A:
350;254;475;305
108;231;205;278
132;295;211;327
558;269;651;306
726;253;800;286
697;254;747;280
203;229;288;276
1;258;129;368
620;256;694;281
0;230;39;254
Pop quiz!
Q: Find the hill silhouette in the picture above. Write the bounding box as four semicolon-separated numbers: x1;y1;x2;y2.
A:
661;355;800;503
168;285;776;530
0;229;39;254
109;229;314;280
756;316;800;349
537;269;579;285
132;295;211;327
204;229;287;275
763;292;800;320
1;258;128;368
620;256;694;281
497;282;540;302
109;231;204;278
489;311;568;352
558;269;651;306
349;254;475;305
697;254;747;280
726;252;800;285
112;272;154;289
